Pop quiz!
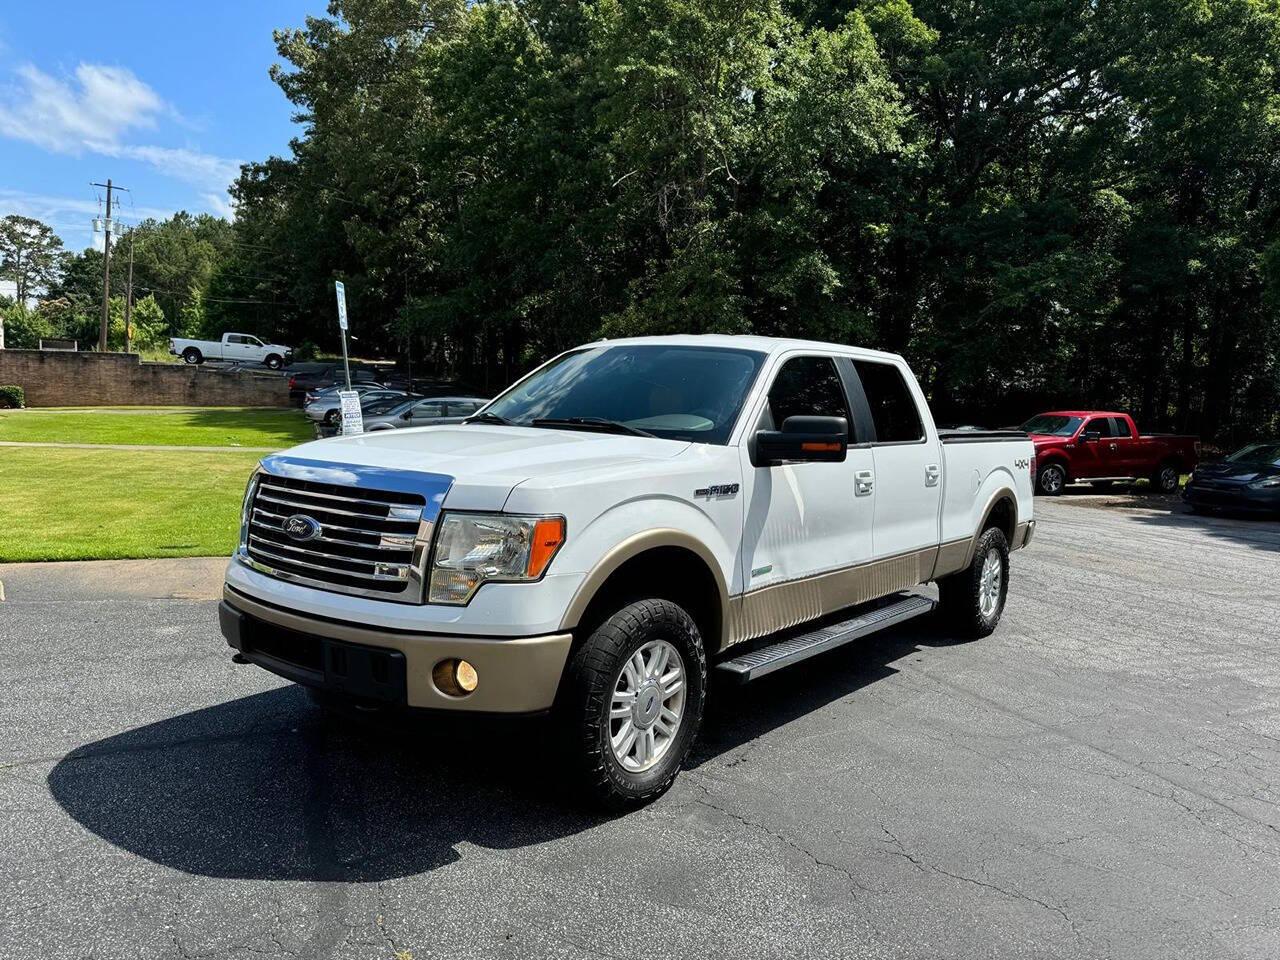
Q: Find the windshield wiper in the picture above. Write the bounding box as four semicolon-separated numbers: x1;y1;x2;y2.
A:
531;417;658;438
463;411;515;426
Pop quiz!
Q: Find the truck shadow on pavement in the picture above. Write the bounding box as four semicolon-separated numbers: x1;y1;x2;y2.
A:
46;620;958;883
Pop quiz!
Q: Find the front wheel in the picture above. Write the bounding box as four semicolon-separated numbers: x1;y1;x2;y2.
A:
559;599;706;809
265;354;283;370
323;409;340;426
1036;462;1067;496
1151;463;1180;494
937;527;1010;638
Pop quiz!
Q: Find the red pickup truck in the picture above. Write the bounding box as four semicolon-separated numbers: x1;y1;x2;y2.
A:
1021;411;1200;496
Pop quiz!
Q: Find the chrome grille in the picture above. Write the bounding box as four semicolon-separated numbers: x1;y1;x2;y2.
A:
245;473;429;600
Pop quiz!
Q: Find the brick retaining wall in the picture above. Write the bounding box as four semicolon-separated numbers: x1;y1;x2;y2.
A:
0;350;290;407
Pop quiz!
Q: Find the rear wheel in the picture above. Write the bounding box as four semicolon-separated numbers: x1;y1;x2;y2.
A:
937;527;1010;638
182;347;202;365
1152;462;1180;494
559;599;706;809
1037;461;1067;496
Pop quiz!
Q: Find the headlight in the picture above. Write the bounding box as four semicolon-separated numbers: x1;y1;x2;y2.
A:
1248;476;1280;488
239;467;261;548
428;513;566;604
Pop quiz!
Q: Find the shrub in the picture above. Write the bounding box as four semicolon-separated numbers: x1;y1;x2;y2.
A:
0;385;25;408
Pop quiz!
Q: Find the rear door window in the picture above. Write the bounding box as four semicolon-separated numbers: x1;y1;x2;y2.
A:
1110;416;1132;437
852;360;925;443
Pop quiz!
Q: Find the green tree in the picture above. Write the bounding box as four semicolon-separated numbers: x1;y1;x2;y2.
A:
0;215;67;303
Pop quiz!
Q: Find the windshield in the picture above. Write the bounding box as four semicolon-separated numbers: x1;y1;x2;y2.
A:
1227;443;1280;467
1022;414;1083;437
483;344;767;444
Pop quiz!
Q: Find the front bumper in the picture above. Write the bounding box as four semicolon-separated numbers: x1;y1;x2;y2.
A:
220;586;572;713
1183;485;1280;513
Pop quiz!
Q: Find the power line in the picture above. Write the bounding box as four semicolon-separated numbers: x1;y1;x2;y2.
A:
133;284;293;306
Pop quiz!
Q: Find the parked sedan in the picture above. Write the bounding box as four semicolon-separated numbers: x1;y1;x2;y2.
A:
1183;442;1280;516
302;381;387;406
364;395;488;431
304;389;414;425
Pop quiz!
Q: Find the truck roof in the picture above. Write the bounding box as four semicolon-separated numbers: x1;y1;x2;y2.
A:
1039;410;1130;418
589;334;906;363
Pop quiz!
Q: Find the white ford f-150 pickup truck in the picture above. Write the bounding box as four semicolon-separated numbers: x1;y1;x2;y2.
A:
169;332;293;369
219;335;1035;805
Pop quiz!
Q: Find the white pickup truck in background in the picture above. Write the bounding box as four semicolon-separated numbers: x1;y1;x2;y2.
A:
169;332;293;369
218;335;1035;806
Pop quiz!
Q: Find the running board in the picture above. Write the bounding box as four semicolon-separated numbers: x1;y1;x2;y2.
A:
715;591;936;683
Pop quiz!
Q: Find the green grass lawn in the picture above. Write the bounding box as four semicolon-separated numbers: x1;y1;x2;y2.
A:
0;448;262;562
0;406;313;448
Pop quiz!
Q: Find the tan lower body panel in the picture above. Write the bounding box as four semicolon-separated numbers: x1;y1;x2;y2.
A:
225;587;572;713
727;546;938;648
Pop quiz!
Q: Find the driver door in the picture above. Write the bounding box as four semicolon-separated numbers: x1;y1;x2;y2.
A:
736;354;875;636
1074;416;1114;478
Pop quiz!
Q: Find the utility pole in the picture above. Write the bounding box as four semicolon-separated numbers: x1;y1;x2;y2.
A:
91;178;126;352
123;229;135;354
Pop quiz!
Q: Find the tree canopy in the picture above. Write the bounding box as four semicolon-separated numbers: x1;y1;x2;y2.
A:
7;0;1280;445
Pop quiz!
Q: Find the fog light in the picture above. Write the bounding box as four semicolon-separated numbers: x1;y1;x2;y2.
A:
455;659;478;692
433;658;479;697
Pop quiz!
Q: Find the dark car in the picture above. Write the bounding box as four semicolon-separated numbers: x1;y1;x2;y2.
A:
1182;442;1280;516
287;363;384;400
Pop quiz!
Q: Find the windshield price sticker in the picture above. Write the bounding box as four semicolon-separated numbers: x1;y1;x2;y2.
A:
338;390;363;436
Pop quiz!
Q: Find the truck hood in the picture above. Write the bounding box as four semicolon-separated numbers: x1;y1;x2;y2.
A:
274;424;691;511
1028;433;1071;444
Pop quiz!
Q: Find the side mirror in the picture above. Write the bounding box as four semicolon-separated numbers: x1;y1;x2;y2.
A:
755;416;848;465
1080;430;1101;443
401;411;413;421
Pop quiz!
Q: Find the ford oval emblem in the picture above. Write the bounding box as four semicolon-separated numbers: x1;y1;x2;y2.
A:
283;514;321;542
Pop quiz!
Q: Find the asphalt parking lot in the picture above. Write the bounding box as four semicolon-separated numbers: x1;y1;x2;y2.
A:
1;497;1277;960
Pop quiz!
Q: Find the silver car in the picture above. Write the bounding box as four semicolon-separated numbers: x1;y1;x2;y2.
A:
304;388;410;425
364;395;488;431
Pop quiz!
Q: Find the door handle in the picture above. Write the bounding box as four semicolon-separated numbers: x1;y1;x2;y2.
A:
1108;443;1117;452
855;470;874;497
924;464;941;487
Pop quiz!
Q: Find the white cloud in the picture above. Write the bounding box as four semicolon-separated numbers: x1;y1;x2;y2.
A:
0;63;240;194
201;192;237;220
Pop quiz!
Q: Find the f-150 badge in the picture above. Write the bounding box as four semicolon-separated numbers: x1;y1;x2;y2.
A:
694;483;740;498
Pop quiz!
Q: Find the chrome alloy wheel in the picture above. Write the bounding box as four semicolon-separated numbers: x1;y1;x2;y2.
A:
609;639;686;773
979;548;1003;618
1042;465;1064;494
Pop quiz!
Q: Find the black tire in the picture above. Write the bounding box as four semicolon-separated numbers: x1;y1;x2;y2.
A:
1037;461;1067;496
182;347;202;365
265;354;283;370
559;599;707;809
937;527;1010;639
1151;462;1180;494
323;409;340;426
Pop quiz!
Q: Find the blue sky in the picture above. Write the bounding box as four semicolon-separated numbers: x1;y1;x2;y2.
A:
0;1;325;259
